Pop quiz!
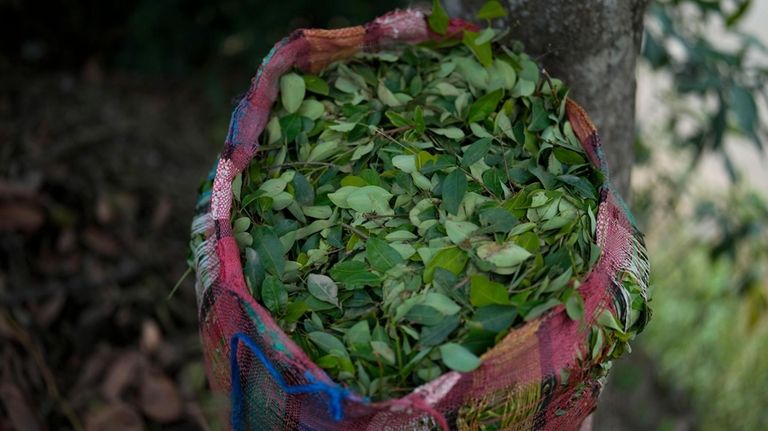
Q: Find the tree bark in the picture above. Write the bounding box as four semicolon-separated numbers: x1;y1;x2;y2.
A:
445;0;648;197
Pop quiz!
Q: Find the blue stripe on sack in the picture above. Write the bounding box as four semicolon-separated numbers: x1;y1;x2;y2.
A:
229;332;351;431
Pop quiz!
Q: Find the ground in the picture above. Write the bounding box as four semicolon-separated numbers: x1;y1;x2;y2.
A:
1;70;220;430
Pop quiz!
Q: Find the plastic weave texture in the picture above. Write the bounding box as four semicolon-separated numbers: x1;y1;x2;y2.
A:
190;9;650;431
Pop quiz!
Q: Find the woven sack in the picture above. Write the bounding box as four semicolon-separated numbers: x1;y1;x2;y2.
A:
190;9;650;431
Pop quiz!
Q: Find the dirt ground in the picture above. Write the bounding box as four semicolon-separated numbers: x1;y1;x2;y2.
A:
0;69;691;430
1;69;223;430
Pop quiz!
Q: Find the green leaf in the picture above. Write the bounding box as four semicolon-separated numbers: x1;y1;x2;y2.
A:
445;220;479;244
294;219;334;241
292;172;315;206
432;268;460;292
327;186;358;208
385;230;418;241
377;82;402;107
316;355;339;370
370;341;396;365
415;151;440;171
284;301;309;324
432;127;465;140
232;174;243;201
233;216;251;233
420;315;460;347
475;0;508;20
493;59;517;90
422;293;462;315
439;343;481;372
513;79;536;97
235;231;253;248
565;291;585;321
366;238;404;273
597;309;625;333
334;76;359;93
261;275;287;314
405;305;444;326
557;175;597;200
462;31;493;67
299;99;325;120
424;246;468;283
345;320;371;349
442;169;468;215
524;298;560;321
392;155;418;174
266;116;281;144
410;74;424;96
330;261;382;287
470;122;492;139
473;28;496;45
252;226;286;277
462;329;496;354
279;113;303;142
469;274;510;306
414;106;426;133
476;241;532;269
244;248;265;298
302;206;332;219
346;186;394;215
482;168;504;197
309;331;349;358
528;98;549;131
307;274;340;307
471;305;517;333
461;138;492;167
259;178;288;197
385;111;411;128
547;268;573;293
280;72;306;114
467;89;503;123
455;57;489;90
303;75;329;96
552;147;586;165
478;208;518;233
519;58;540;82
343;141;370;161
329;121;356;132
428;0;449;35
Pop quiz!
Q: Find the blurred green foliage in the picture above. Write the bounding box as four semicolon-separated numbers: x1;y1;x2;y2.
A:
636;1;768;429
641;0;767;178
643;189;768;430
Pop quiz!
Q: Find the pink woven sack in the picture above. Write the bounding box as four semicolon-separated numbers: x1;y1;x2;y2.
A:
189;8;650;431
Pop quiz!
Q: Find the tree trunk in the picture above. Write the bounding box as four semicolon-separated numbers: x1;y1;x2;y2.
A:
445;0;648;197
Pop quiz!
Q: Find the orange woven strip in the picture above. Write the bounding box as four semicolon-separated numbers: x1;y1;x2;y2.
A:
303;27;366;73
565;99;597;142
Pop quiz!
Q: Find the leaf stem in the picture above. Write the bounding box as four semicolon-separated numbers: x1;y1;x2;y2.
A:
341;223;370;240
382;125;413;136
542;68;561;106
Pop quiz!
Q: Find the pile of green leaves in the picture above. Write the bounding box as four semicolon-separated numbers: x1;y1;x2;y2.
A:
227;26;603;400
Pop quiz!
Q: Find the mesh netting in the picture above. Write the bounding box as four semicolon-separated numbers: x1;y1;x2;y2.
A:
189;9;649;431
